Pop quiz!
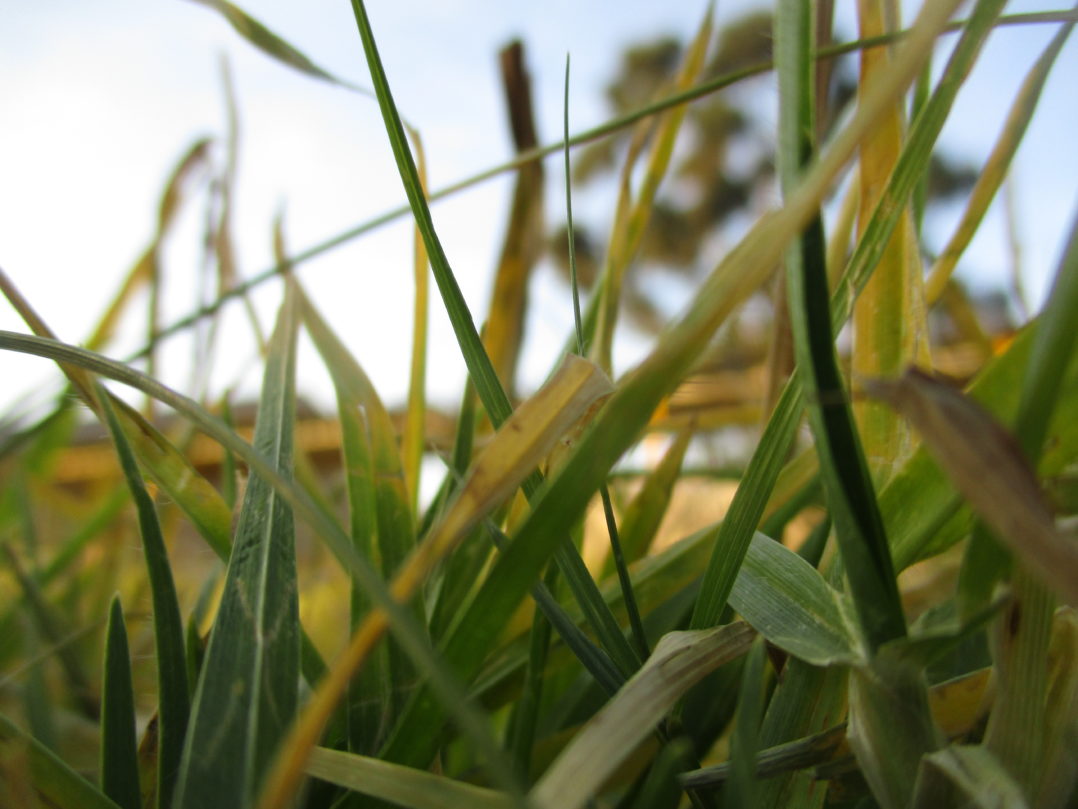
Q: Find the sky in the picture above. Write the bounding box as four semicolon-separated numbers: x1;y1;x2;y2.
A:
1;1;1076;423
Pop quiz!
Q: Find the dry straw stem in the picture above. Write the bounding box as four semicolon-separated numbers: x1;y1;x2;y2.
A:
530;622;756;809
256;354;612;809
864;368;1078;607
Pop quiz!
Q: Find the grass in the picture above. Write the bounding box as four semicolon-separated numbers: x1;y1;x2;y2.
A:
1;2;1077;808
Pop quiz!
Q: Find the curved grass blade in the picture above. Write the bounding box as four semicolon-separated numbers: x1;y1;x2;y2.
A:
0;711;122;809
349;0;643;689
776;0;906;651
185;0;372;95
173;282;301;809
0;331;525;809
99;391;189;809
100;596;141;809
306;746;515;809
851;0;930;482
529;623;755;809
729;533;862;667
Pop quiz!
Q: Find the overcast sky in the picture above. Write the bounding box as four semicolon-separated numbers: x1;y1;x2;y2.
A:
1;1;1075;421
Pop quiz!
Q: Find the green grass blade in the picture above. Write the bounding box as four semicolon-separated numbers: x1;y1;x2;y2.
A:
0;710;122;809
530;623;755;809
306;746;516;809
186;0;372;94
729;534;862;666
776;0;905;651
173;282;301;809
348;0;641;680
727;638;768;807
99;391;189;809
911;745;1028;809
609;424;693;570
403;129;430;514
100;596;141;809
688;379;804;631
300;287;418;753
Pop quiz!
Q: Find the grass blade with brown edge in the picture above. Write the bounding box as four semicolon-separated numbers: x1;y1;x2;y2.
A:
299;287;419;754
0;711;122;809
529;623;755;809
851;0;931;483
403;127;430;515
173;280;301;809
100;596;141;809
99;391;189;809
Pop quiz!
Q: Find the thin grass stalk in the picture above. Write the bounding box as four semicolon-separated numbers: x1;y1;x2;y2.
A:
403;128;430;517
925;9;1077;303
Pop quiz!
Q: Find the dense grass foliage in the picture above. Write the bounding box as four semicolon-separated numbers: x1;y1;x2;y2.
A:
1;3;1077;808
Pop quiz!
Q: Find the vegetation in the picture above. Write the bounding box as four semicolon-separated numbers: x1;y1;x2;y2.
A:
1;2;1077;808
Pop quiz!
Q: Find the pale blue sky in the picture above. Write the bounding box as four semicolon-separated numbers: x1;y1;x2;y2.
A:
1;1;1075;419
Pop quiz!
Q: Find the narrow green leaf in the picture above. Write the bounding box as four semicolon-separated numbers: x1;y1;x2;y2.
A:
174;282;301;809
306;746;515;809
100;596;141;809
0;711;122;809
777;0;906;652
610;424;693;569
99;392;189;809
300;288;418;754
727;638;768;807
348;0;641;685
530;623;755;809
186;0;371;94
729;534;862;666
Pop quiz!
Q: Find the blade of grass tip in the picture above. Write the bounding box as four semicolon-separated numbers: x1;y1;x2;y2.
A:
100;596;141;809
185;0;375;96
99;391;189;809
851;0;931;484
173;281;301;809
529;623;755;809
0;330;527;809
776;0;906;652
403;125;430;516
0;711;123;809
350;0;642;682
926;9;1077;305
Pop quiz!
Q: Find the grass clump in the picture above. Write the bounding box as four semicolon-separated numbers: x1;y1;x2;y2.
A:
1;3;1077;808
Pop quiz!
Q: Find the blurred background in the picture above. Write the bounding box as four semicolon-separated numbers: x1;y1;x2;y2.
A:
1;0;1075;428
